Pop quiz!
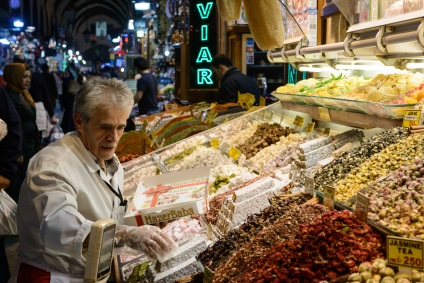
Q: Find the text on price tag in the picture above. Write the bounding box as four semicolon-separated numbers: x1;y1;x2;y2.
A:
228;147;241;160
387;236;424;270
293;115;305;127
323;128;331;136
402;110;421;128
305;122;315;133
323;186;335;209
210;138;220;149
318;107;331;121
355;192;369;222
304;176;314;196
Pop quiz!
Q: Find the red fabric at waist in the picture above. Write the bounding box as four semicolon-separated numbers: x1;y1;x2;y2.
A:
17;262;51;283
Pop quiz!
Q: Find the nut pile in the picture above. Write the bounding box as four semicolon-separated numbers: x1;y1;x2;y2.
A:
237;123;297;159
336;133;424;203
198;193;311;271
213;204;330;283
315;127;408;192
239;210;386;283
365;157;424;239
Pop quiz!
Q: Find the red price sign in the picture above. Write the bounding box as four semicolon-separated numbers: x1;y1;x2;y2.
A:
387;236;424;270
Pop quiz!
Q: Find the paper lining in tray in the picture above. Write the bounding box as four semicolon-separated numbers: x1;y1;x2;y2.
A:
273;92;416;118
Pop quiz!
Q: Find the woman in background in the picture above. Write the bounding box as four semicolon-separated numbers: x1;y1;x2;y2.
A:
3;63;39;202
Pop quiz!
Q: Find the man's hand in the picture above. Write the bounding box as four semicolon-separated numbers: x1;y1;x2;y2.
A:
115;225;178;262
0;175;11;189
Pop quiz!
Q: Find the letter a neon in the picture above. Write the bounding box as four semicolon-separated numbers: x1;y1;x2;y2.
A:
196;47;212;63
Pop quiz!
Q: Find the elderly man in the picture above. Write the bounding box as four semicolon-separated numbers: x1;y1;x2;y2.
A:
13;77;176;282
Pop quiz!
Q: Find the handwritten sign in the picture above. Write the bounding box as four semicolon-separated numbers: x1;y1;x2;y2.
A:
323;186;335;209
323;128;331;136
260;96;266;106
387;236;424;270
228;147;241;161
210;138;220;149
305;122;315;133
403;109;421;128
355;192;369;222
293;115;305;127
318;107;331;121
304;176;314;196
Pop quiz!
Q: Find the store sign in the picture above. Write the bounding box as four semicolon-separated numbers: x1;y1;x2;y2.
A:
189;0;218;89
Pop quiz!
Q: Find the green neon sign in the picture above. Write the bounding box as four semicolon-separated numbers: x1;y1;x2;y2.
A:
197;69;214;84
196;47;212;63
190;0;217;88
201;25;208;41
196;2;213;19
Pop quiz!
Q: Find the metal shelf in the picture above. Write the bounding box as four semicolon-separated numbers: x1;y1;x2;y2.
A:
267;10;424;69
280;102;402;130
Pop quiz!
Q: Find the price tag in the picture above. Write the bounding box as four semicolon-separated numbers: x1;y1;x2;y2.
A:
150;136;158;147
323;128;331;136
403;109;421;128
159;138;166;148
141;120;148;133
210;138;220;149
355;192;369;222
387;236;424;270
323;186;336;209
304;176;314;196
228;147;241;160
293;115;305;127
305;122;315;133
238;153;246;165
260;96;266;106
318;107;331;121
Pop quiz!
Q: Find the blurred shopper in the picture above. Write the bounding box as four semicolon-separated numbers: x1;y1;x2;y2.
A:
41;63;58;112
12;77;176;282
211;54;261;106
61;62;83;133
3;63;38;203
134;57;159;115
0;86;22;283
13;56;54;118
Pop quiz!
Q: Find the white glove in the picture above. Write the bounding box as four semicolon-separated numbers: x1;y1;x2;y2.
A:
115;225;178;262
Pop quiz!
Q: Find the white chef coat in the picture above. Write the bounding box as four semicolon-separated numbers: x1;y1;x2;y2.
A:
15;132;125;279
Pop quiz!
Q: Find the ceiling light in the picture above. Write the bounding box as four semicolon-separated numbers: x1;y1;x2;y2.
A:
298;64;335;72
135;2;150;10
404;62;424;69
13;20;24;28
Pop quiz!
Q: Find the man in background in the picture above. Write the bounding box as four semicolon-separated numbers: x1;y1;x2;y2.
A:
211;54;261;106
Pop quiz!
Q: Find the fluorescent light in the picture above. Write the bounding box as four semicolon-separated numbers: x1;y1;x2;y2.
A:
13;20;24;28
405;62;424;69
298;65;335;72
135;2;150;10
334;63;394;71
128;19;134;30
0;38;10;45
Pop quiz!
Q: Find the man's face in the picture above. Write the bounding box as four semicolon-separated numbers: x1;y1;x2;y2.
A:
212;66;223;80
74;106;129;161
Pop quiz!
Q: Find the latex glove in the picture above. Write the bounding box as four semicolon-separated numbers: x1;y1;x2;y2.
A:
115;225;178;262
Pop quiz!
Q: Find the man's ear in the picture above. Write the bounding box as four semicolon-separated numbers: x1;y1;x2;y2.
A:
73;113;83;130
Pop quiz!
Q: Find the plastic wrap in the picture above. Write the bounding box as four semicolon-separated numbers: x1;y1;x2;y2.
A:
115;225;179;262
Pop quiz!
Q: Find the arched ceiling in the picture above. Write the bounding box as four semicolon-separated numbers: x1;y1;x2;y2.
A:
36;0;133;41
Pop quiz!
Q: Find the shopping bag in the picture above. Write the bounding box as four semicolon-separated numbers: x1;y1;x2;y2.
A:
44;124;64;146
0;190;18;236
